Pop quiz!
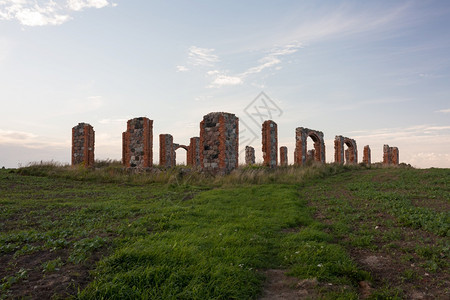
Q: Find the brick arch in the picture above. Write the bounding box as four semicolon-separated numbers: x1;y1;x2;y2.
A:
334;135;358;164
294;127;325;165
174;144;189;151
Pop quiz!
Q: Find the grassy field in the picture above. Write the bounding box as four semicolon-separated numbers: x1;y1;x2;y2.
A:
0;164;448;299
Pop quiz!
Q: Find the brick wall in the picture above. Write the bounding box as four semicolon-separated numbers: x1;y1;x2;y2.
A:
72;123;95;167
200;112;239;174
280;146;288;166
294;127;325;165
122;117;153;168
262;120;278;167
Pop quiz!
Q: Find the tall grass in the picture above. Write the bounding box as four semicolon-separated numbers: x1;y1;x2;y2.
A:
17;160;375;187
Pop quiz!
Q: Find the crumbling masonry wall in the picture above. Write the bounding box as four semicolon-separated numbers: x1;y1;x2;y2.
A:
384;145;399;165
294;127;325;165
280;146;288;166
72;123;95;167
159;134;175;167
262;120;278;167
363;145;371;166
187;137;200;167
122;117;153;168
334;136;358;164
245;146;255;165
200;112;239;174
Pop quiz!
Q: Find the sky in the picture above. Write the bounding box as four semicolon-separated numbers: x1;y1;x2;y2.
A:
0;0;449;168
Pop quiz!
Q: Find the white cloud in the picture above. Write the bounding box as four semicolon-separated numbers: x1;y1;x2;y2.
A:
176;65;189;72
208;74;243;88
68;0;109;11
0;129;66;149
435;108;450;114
204;42;302;88
188;46;219;66
0;0;115;26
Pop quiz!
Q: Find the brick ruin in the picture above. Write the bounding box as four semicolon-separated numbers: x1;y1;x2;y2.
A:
294;127;325;165
187;137;200;167
73;112;401;171
159;134;175;167
72;123;95;167
122;117;153;168
363;145;371;166
245;146;255;165
280;146;288;166
262;120;278;168
200;112;239;174
334;136;358;164
383;145;399;165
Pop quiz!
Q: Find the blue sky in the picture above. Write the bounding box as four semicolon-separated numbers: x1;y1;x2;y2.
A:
0;0;449;168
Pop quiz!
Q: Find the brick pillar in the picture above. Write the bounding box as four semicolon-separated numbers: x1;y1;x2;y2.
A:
122;132;128;165
363;145;371;166
123;117;153;168
295;127;325;166
383;144;392;165
187;137;200;167
334;135;344;164
391;147;399;165
245;146;255;165
72;123;95;167
200;112;239;174
345;138;358;164
262;120;277;168
280;146;288;166
159;134;175;167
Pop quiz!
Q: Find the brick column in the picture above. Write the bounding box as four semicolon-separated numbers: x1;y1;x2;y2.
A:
123;117;153;168
200;112;239;174
391;147;399;165
383;144;392;165
72;123;95;167
363;145;371;166
245;146;255;165
280;146;288;166
262;120;278;168
159;134;175;167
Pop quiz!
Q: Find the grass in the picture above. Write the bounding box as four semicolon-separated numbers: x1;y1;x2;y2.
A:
0;163;448;299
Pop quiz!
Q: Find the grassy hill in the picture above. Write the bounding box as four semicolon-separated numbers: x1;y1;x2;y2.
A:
0;164;448;299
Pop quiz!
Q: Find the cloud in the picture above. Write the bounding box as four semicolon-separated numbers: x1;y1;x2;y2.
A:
176;65;189;72
0;129;66;149
208;74;243;88
188;46;219;67
435;108;450;113
200;42;301;88
0;0;115;26
67;0;109;11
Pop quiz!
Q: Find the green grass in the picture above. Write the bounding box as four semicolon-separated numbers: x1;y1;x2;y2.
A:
1;164;448;299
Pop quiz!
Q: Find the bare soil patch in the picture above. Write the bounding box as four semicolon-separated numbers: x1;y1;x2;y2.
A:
259;269;319;300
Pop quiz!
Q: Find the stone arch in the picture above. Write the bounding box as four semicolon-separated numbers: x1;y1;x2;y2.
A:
173;143;189;166
294;127;325;165
334;136;357;164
